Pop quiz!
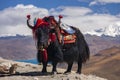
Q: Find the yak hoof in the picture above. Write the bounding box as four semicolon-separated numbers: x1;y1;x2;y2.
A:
76;72;81;74
41;70;47;75
64;71;71;75
41;70;47;73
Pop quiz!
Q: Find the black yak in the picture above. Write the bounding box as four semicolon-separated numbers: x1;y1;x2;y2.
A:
26;15;90;74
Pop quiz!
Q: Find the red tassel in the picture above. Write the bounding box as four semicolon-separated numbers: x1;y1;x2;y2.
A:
42;49;48;62
27;15;30;19
59;15;63;19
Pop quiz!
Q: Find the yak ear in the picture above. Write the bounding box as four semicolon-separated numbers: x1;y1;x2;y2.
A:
27;19;34;29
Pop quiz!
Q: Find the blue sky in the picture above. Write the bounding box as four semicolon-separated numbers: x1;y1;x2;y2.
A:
0;0;120;15
0;0;120;35
0;0;89;10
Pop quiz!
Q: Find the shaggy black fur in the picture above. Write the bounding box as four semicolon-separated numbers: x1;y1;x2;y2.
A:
36;26;90;74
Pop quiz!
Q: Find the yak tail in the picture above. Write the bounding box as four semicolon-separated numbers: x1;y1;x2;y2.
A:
74;27;90;63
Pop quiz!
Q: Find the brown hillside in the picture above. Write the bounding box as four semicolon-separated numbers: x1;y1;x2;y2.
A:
82;46;120;80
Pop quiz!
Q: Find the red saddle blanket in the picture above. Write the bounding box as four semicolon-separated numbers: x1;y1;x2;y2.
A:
60;30;76;44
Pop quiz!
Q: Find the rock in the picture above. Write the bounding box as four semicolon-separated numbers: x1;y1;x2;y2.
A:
34;77;39;80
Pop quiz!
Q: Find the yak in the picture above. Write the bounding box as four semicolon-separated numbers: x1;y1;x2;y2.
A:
26;15;90;74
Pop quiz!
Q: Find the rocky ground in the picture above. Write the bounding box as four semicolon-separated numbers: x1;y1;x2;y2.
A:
0;57;107;80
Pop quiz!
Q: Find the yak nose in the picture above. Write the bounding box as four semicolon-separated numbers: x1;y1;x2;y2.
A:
38;42;48;50
38;45;44;51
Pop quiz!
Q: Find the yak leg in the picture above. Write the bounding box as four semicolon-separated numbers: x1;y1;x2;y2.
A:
64;62;73;73
77;60;82;74
52;61;57;74
42;62;47;73
37;50;42;65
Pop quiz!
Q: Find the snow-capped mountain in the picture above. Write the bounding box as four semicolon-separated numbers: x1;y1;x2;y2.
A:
104;22;120;37
0;34;18;37
0;34;31;38
85;22;120;37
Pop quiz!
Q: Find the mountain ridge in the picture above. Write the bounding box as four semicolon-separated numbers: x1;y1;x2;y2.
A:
0;33;120;60
85;21;120;37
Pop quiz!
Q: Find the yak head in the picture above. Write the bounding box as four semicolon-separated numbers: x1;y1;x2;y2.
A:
27;15;59;51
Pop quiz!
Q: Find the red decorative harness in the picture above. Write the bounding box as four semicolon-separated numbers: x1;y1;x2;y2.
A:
32;18;57;62
41;49;48;62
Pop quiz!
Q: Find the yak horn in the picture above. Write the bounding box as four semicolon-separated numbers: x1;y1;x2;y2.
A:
27;19;34;29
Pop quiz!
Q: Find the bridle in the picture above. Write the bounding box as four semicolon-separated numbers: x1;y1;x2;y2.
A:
36;17;58;51
36;18;59;62
26;15;61;62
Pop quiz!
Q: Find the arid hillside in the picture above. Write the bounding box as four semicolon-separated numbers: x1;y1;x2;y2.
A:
82;46;120;80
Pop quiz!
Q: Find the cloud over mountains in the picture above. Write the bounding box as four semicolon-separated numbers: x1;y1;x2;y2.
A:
0;4;120;35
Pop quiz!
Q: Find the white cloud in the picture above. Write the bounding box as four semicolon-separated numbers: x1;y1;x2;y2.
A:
89;1;98;6
49;6;92;17
0;4;120;35
65;14;119;32
0;4;49;35
50;7;120;32
89;0;120;6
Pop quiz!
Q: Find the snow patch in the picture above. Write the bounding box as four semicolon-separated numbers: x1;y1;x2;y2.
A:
85;21;120;37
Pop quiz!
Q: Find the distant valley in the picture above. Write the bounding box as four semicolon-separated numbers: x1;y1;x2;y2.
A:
0;34;120;60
